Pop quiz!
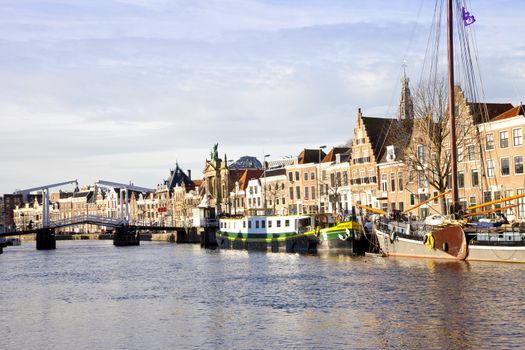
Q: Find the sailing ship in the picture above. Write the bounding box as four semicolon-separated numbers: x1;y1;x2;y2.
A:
216;209;318;253
371;0;525;263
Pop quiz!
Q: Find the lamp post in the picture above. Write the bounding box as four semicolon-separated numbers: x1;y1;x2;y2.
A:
263;154;270;211
318;145;327;213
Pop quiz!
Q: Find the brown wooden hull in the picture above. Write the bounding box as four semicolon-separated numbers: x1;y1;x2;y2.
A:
375;223;467;260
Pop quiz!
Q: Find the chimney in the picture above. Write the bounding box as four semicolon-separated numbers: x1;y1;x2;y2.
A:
188;169;192;181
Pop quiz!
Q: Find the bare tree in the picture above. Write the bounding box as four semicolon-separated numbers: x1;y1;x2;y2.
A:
392;78;473;214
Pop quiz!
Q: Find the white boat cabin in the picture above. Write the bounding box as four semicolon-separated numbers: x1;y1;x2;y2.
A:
219;214;313;235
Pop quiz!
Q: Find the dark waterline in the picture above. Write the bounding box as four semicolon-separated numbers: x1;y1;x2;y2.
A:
1;241;524;350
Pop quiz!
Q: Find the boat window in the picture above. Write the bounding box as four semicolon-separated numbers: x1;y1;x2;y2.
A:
262;221;266;228
285;220;290;227
268;220;272;228
255;221;259;229
277;220;281;227
248;221;252;229
243;221;246;228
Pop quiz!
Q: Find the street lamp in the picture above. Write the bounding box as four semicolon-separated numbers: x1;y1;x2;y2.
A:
263;154;270;212
318;145;327;213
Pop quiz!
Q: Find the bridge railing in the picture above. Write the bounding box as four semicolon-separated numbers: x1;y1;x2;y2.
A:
50;215;126;229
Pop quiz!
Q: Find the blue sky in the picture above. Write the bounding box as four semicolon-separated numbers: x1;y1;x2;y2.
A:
1;0;524;193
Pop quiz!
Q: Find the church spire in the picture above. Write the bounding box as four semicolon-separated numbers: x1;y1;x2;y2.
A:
398;62;414;121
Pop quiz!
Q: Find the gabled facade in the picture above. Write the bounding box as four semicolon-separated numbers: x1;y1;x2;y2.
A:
349;108;394;209
320;147;352;215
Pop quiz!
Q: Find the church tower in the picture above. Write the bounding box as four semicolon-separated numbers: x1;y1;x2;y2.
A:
398;65;414;121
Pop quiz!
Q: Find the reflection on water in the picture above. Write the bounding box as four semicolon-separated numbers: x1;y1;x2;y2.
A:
1;241;524;349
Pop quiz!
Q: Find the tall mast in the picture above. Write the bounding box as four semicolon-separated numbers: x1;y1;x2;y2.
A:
447;0;459;215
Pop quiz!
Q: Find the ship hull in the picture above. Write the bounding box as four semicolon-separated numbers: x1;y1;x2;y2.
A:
375;223;468;260
467;243;525;263
216;231;317;254
315;222;369;255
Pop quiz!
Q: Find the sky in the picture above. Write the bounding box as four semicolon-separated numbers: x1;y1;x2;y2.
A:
1;0;524;194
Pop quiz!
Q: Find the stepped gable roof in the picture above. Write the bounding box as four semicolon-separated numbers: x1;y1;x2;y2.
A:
468;102;514;124
322;147;351;163
229;156;262;170
361;116;395;162
165;163;192;190
298;149;326;164
238;169;264;191
491;104;525;122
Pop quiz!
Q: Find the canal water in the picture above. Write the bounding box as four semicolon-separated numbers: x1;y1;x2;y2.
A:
1;241;524;350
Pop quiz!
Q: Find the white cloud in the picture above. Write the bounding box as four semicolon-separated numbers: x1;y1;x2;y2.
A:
0;0;524;193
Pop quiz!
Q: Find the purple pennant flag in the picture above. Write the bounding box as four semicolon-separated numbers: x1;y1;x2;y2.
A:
462;6;476;26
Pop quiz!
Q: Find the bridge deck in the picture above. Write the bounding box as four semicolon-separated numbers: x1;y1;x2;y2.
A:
1;215;183;237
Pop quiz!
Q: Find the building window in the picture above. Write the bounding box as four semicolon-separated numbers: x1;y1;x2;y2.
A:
418;171;427;188
433;191;439;204
311;186;316;200
471;169;479;187
517;189;525;219
500;131;509;148
304;187;309;200
458;171;464;188
410;193;415;205
304;172;308;181
282;197;286;205
295;172;299;181
398;175;403;191
288;172;293;181
310;172;315;180
487;159;495;178
486;134;494;150
296;186;301;199
457;147;464;162
399;202;404;211
513;128;523;146
381;174;387;192
343;172;348;186
515;156;524;174
368;168;375;183
467;145;476;161
501;157;510;176
390;173;396;192
289;187;294;200
417;145;426;163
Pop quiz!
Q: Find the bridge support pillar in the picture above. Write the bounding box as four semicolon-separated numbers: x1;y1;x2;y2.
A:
200;227;217;248
113;226;140;246
36;228;56;250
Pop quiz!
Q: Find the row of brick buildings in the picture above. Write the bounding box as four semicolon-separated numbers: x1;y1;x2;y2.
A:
2;77;525;231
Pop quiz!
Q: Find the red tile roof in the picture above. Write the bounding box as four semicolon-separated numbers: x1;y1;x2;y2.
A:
238;169;264;191
322;147;351;163
491;104;524;121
